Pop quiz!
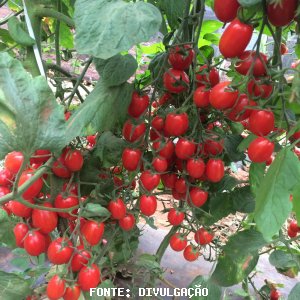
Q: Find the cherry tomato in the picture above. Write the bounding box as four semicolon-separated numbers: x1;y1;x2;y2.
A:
183;245;199;261
289;220;299;232
153;139;175;159
119;213;135;231
10;198;34;218
80;220;104;246
64;149;84;172
168;208;184;226
87;135;97;147
17;170;43;200
78;264;101;291
214;0;240;23
227;94;256;122
52;157;72;178
168;44;195;70
204;138;224;156
235;51;268;77
174;177;187;194
63;285;81;300
248;137;274;163
62;182;78;196
24;230;46;256
13;223;29;248
270;289;281;300
175;138;196;160
30;150;51;164
140;195;157;216
170;233;187;252
205;159;224;182
209;81;239;110
151;116;164;131
47;275;65;300
290;130;300;147
267;0;297;27
71;245;91;272
193;86;211;108
32;202;58;234
123;120;146;143
186;158;205;179
188;187;208;207
219;19;253;58
54;194;79;220
164;113;189;136
194;228;214;245
128;91;149;118
196;65;220;87
247;78;273;99
161;173;177;189
108;198;126;220
163;68;190;94
152;157;168;173
4;151;24;175
47;237;73;265
122;148;141;171
280;43;288;55
249;110;275;136
0;169;13;187
140;171;160;191
288;227;298;238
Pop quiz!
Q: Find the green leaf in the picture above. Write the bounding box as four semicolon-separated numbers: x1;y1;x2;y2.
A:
292;184;300;224
7;17;35;46
188;275;222;300
289;283;300;300
269;250;300;270
74;0;162;59
0;28;15;45
238;0;261;7
295;43;300;59
232;186;255;213
254;149;300;241
224;134;246;162
203;33;220;45
101;54;138;87
0;53;66;158
59;22;74;49
0;210;15;248
249;163;266;196
66;81;133;141
94;131;125;168
158;0;186;30
81;203;111;219
201;20;223;34
0;271;31;300
237;134;256;152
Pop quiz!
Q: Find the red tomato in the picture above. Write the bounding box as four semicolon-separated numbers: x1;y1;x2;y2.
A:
140;195;157;216
249;110;275;136
188;187;208;207
280;43;288;55
47;237;73;265
194;228;214;245
80;220;104;246
288;227;298;238
64;111;71;121
62;182;78;196
174;177;187;194
71;245;91;272
290;130;300;147
196;65;220;87
247;78;273;99
183;245;199;261
54;194;79;220
165;112;189;137
168;45;195;70
289;220;299;232
24;230;46;256
63;285;81;300
214;0;240;23
0;169;13;186
175;139;196;160
122;148;141;171
163;68;190;94
32;202;58;234
209;81;239;110
30;150;51;164
140;171;160;191
63;148;83;172
122;120;146;142
193;86;211;108
235;51;268;77
219;19;253;58
4;151;24;175
52;157;72;178
248;137;274;163
86;135;96;147
128;91;149;118
0;186;10;198
119;213;135;231
151;116;164;131
161;173;177;189
172;189;185;201
10;198;34;218
168;208;185;226
152;157;168;173
204;138;224;156
47;275;65;300
227;94;256;122
170;233;187;252
18;170;43;200
13;223;29;248
78;264;101;291
108;198;126;220
270;289;281;300
267;0;297;27
205;159;224;182
186;158;205;179
153;140;175;159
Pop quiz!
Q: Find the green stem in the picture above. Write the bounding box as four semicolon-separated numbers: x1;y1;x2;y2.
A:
272;27;282;67
33;8;75;27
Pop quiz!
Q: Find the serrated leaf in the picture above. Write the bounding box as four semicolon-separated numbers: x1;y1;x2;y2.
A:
254;149;300;241
224;134;246;162
0;271;31;300
74;0;162;59
81;203;110;218
0;210;15;248
0;53;66;158
101;54;138;87
188;275;222;300
289;283;300;300
7;17;35;46
66;81;133;141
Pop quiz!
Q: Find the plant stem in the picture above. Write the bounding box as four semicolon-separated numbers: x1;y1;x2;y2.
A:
33;8;75;27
